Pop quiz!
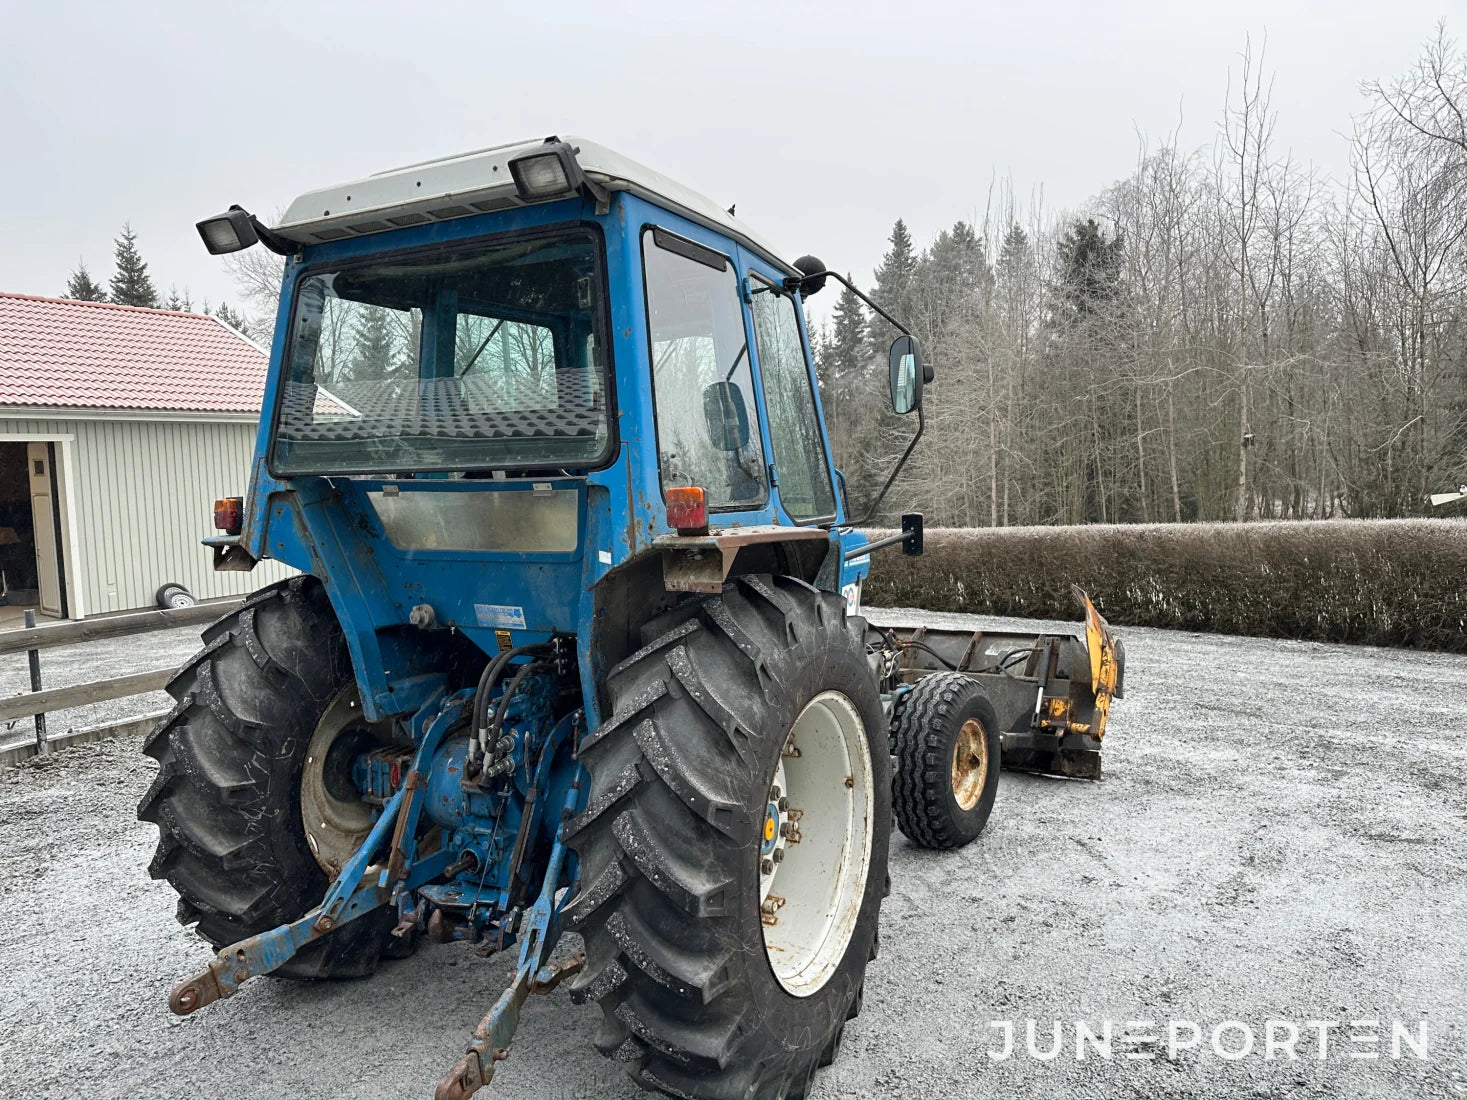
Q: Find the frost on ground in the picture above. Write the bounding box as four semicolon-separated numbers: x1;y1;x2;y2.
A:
0;611;1464;1099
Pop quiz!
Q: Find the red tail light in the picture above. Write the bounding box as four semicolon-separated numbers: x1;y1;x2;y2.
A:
665;486;709;536
213;496;244;535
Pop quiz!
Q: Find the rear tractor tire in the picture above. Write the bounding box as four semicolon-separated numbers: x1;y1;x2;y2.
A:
566;575;891;1100
138;576;412;979
891;672;1002;850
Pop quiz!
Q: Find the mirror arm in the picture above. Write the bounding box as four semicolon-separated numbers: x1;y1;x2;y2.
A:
786;270;910;337
853;403;923;527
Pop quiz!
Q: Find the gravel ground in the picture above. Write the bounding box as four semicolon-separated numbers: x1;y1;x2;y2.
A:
0;609;1464;1099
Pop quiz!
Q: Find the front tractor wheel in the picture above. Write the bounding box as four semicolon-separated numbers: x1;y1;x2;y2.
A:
137;576;410;978
566;575;891;1100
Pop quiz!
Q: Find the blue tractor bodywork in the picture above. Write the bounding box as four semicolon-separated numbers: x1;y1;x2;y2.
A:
155;138;1126;1100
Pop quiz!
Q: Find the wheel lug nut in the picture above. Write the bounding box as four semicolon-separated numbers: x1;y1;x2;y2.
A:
777;796;789;811
761;859;774;875
771;848;784;864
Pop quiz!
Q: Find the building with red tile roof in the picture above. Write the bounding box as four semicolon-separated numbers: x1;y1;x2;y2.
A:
0;293;267;414
0;293;290;620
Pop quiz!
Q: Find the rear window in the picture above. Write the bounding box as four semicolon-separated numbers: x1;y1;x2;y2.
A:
271;228;611;475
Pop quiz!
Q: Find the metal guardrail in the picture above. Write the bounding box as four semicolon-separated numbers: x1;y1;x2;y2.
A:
1;598;242;754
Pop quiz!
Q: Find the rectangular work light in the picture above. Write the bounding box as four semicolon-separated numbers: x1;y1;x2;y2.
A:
508;139;585;201
196;207;259;255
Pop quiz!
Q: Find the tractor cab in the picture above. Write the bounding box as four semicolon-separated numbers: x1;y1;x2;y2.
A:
199;136;926;721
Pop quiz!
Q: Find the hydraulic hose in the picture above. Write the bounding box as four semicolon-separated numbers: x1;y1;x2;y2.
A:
470;644;549;763
481;660;549;777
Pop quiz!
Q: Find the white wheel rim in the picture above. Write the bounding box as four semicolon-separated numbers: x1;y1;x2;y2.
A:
760;690;874;998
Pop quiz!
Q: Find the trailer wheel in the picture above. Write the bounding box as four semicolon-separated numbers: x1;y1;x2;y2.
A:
891;672;1002;849
138;576;412;978
566;575;890;1100
155;582;196;609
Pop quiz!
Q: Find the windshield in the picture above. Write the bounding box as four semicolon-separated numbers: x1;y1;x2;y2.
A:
270;228;611;475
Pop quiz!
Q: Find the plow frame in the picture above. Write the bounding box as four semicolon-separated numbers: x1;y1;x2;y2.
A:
881;588;1125;780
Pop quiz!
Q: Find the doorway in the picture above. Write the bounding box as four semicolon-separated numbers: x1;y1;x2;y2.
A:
0;441;67;625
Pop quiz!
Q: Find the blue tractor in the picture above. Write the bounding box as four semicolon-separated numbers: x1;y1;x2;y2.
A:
140;137;1123;1099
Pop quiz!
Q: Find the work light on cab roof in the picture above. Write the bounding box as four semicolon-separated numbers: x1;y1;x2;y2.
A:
150;132;1128;1100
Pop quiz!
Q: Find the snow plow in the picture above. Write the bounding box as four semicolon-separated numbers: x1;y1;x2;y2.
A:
876;586;1124;786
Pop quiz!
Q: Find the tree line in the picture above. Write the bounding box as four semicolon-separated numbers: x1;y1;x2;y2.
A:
64;224;250;332
813;26;1467;524
209;28;1466;525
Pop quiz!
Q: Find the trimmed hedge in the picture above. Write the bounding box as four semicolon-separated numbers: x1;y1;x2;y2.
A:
862;519;1467;652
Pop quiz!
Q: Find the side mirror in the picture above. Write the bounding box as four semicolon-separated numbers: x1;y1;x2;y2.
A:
703;381;751;451
889;335;924;415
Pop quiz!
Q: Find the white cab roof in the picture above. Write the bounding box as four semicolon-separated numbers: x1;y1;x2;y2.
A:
276;136;796;274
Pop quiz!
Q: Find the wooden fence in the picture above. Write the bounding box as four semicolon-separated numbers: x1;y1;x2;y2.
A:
0;599;241;763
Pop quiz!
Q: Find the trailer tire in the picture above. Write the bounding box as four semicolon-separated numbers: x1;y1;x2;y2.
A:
566;575;890;1100
891;672;1002;849
138;576;409;979
155;582;196;609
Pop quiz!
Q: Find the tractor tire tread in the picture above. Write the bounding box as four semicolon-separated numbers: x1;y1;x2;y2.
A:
567;575;887;1100
138;576;400;980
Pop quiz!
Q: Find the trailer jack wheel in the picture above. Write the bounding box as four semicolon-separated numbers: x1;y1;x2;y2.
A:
892;672;1002;849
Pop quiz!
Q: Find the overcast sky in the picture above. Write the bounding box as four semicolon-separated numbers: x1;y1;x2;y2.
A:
0;0;1456;321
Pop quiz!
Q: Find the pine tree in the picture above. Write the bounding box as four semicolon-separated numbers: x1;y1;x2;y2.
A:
996;225;1032;290
212;301;249;331
65;261;108;302
163;286;195;312
1051;218;1124;324
806;319;826;388
818;278;878;512
351;307;397;380
829;278;867;383
915;220;991;341
109;223;158;308
867;219;917;355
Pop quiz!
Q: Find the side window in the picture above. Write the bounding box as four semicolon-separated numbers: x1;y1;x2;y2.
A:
642;228;766;510
749;279;836;522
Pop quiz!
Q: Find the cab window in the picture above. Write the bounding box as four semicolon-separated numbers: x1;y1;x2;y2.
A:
749;278;836;522
642;228;766;510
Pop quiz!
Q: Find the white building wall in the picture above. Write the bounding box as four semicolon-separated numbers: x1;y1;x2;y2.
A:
0;413;292;617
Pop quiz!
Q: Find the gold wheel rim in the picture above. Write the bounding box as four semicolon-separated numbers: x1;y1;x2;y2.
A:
301;685;392;876
951;717;989;812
